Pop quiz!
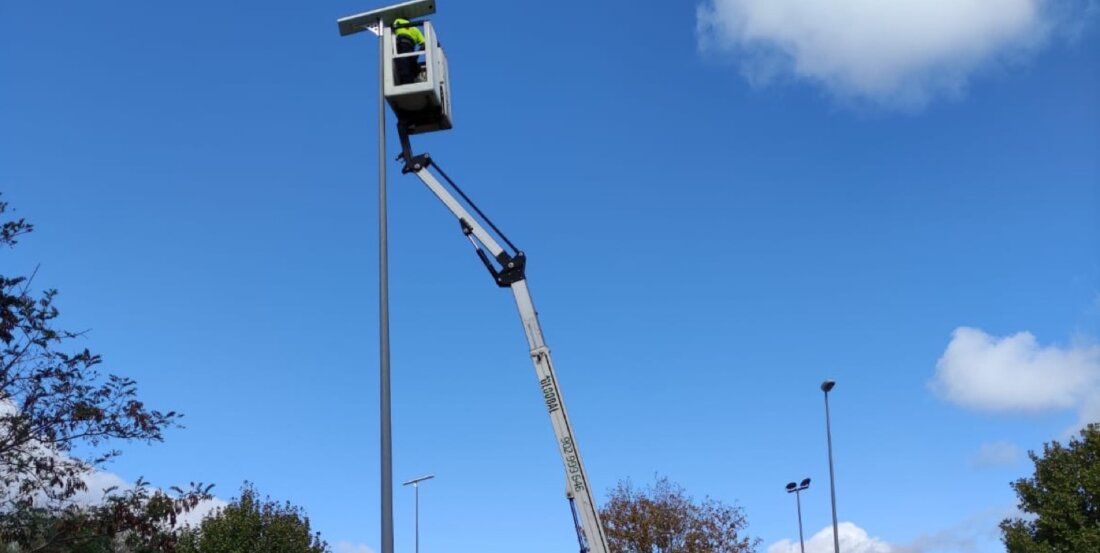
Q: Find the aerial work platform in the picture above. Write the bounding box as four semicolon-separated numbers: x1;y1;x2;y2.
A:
383;20;452;134
338;0;452;135
338;2;606;552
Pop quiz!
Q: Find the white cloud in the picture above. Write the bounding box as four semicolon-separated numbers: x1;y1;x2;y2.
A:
768;522;893;553
176;496;229;528
334;542;376;553
894;506;1017;553
970;441;1022;469
696;0;1089;109
768;511;1013;553
61;467;226;528
0;399;226;527
931;327;1100;426
70;469;131;506
1078;394;1100;430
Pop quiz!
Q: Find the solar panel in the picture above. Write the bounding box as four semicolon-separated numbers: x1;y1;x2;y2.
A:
338;0;437;36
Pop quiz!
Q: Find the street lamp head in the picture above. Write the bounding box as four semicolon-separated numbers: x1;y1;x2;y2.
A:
821;380;836;393
800;478;811;489
785;482;798;492
338;0;437;36
402;474;436;486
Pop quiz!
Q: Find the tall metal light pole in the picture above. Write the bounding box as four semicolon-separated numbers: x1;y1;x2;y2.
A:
402;474;435;553
375;21;393;553
821;380;840;553
785;478;811;553
336;4;437;553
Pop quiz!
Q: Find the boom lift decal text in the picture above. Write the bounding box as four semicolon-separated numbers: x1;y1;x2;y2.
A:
540;375;561;414
561;437;586;493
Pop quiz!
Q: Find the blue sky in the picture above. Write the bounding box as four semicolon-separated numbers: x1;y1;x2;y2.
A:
1;1;1098;552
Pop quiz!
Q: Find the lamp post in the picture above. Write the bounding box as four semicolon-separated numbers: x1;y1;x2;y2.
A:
336;4;437;553
821;379;839;553
403;474;435;553
785;478;811;553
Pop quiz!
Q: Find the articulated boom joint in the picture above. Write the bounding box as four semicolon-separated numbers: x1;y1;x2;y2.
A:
397;125;432;173
493;250;527;287
399;153;432;174
456;218;527;287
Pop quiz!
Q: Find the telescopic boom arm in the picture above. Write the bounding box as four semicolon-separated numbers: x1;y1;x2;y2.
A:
397;139;609;553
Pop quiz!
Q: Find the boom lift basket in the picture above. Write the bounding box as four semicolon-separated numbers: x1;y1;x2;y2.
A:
383;20;453;135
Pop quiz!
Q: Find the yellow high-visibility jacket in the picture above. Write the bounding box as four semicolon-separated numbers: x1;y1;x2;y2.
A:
393;18;425;45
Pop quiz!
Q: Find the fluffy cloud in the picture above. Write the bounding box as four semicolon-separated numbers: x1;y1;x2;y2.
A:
768;522;893;553
895;506;1017;553
57;467;226;528
69;469;131;507
768;513;1012;553
176;494;229;528
695;0;1087;109
970;441;1022;469
931;327;1100;425
1;463;226;529
334;542;376;553
1;399;226;527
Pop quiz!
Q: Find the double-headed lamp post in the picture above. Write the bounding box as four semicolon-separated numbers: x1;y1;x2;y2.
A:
402;474;435;553
821;379;840;553
785;478;811;553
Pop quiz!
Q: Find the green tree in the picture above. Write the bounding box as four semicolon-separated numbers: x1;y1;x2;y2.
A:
0;196;210;551
600;476;759;553
3;479;208;552
1001;423;1100;552
177;483;328;553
